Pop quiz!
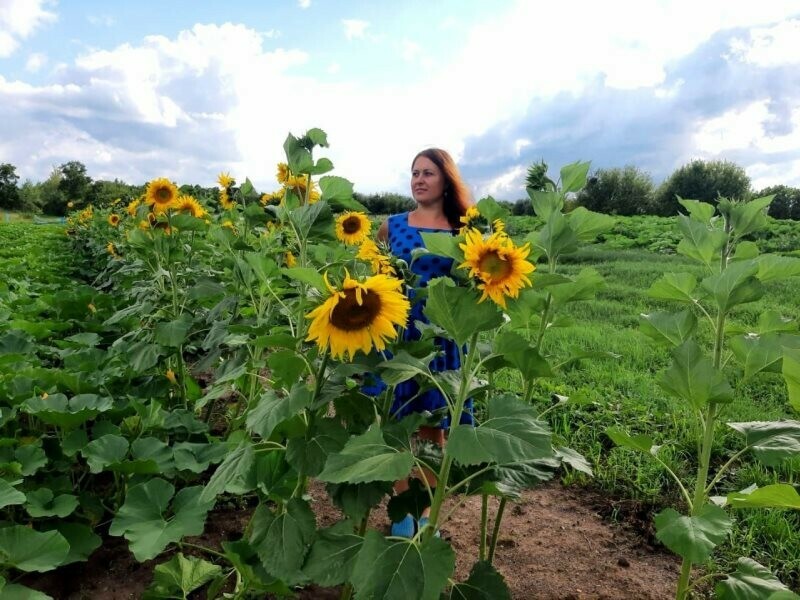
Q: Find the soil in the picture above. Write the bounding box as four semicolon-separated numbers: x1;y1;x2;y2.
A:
23;481;680;600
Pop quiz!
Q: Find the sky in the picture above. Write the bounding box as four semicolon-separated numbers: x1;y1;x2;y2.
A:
1;0;799;200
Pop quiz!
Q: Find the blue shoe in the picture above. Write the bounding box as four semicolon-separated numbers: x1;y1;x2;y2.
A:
417;517;440;538
390;514;415;538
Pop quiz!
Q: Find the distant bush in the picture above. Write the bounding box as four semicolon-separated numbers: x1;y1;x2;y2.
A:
577;165;655;215
652;159;751;216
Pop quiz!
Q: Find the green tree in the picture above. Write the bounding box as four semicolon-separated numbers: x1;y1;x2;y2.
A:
57;161;92;208
18;180;43;213
756;184;800;220
40;169;67;216
653;159;751;216
577;165;655;215
0;163;21;210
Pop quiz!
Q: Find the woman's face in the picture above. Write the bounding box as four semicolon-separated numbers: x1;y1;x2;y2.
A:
411;155;446;206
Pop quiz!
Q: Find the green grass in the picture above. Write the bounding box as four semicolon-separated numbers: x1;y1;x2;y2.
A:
488;239;800;588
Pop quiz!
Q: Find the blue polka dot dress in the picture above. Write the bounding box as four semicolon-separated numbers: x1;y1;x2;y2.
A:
384;212;474;428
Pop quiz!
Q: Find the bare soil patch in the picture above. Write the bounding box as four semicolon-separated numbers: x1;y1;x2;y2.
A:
24;482;679;600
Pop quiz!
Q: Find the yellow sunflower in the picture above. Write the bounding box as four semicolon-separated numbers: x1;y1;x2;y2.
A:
173;195;207;218
276;162;290;184
458;229;535;308
218;172;235;189
107;242;120;258
126;198;141;217
107;213;120;227
286;174;321;204
306;272;410;360
285;251;297;268
145;178;179;214
335;211;371;245
357;239;395;276
460;206;480;226
219;189;235;210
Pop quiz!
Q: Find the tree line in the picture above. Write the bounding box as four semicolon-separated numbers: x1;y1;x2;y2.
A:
1;158;799;220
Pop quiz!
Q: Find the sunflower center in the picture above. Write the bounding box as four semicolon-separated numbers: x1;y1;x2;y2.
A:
478;251;512;280
342;216;362;234
156;187;172;203
330;288;381;331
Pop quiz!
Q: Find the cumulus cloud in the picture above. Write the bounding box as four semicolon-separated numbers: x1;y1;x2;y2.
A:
341;19;368;40
25;51;46;72
0;0;57;57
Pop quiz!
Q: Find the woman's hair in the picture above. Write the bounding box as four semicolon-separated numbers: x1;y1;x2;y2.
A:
412;148;472;228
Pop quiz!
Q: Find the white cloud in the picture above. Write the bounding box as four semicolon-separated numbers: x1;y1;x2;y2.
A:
327;62;340;74
297;0;311;8
25;51;46;72
694;100;800;155
0;0;57;57
87;14;115;27
728;18;800;67
747;158;800;190
341;19;368;40
480;165;527;198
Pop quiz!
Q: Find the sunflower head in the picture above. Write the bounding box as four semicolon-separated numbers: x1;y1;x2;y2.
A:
219;189;235;210
145;178;179;214
458;229;535;308
276;163;290;184
336;212;371;245
217;172;235;189
173;194;207;218
357;238;395;275
126;198;141;217
107;241;119;258
306;272;410;360
108;213;120;227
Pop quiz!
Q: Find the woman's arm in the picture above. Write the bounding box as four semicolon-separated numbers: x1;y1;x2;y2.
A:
377;219;389;243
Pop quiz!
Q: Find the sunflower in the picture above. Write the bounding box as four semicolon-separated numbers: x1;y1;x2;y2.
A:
458;229;535;308
107;213;120;227
260;189;284;205
357;239;395;276
286;174;321;204
145;178;179;214
219;189;235;210
276;162;290;184
173;194;207;218
217;172;235;189
335;212;371;245
221;219;237;234
460;206;480;226
126;198;141;217
107;242;120;258
306;272;410;360
285;251;297;268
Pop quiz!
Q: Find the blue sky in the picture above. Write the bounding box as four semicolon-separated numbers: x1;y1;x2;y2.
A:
1;0;799;200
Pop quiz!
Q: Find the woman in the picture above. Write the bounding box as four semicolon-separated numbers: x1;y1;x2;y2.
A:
377;148;474;537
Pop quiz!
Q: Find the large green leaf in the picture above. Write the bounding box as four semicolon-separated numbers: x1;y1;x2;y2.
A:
250;498;316;585
246;386;311;441
729;334;785;380
565;207;615;242
81;434;129;473
284;133;314;173
755;255;800;283
715;557;795;599
318;424;414;484
784;347;800;412
153;317;192;348
448;394;553;466
606;428;657;454
21;393;113;429
654;504;731;563
528;190;563;220
0;479;25;509
147;553;222;599
701;260;764;314
109;479;214;561
419;232;462;261
726;484;800;510
424;278;503;347
647;272;698;304
719;195;773;239
286;417;348;478
302;520;363;587
326;481;392;522
450;560;512;600
476;196;509;223
267;350;306;388
16;444;47;476
493;331;553;379
51;522;101;566
172;442;228;473
0;526;69;572
24;488;78;518
727;421;800;466
350;531;455;600
676;215;727;268
0;581;53;599
537;211;578;260
199;441;255;503
548;268;604;308
657;340;734;410
560;160;590;194
377;350;435;386
678;198;716;223
640;310;697;347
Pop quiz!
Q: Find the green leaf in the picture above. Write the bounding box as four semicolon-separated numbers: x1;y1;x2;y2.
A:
21;393;113;429
286;417;348;478
755;255;800;283
493;331;553;379
199;441;255;503
548;268;604;308
153;317;192;348
419;232;462;261
606;428;657;454
756;311;797;335
82;434;129;474
719;195;773;239
729;334;784;380
0;581;53;599
51;522;101;565
450;560;512;600
24;488;78;518
560;160;590;194
326;481;392;522
647;272;698;304
678;198;716;223
318;424;414;484
131;437;175;475
537;211;578;260
726;484;800;510
448;394;554;466
244;252;279;284
727;421;800;466
716;557;794;600
250;498;316;585
350;531;455;600
565;207;615;242
378;350;436;386
109;479;213;561
246;386;311;441
701;260;763;314
555;446;593;475
528;190;563;220
676;215;727;268
149;553;222;598
654;504;731;563
310;157;334;176
657;340;734;410
15;444;47;476
284;133;314;173
282;266;327;292
319;175;354;204
424;278;503;347
0;526;69;572
476;196;509;223
387;478;430;522
0;478;25;509
732;241;760;261
267;350;306;389
126;341;163;373
303;520;363;587
784;347;800;412
640;310;697;347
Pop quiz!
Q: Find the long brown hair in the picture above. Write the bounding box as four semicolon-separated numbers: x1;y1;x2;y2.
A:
412;148;472;228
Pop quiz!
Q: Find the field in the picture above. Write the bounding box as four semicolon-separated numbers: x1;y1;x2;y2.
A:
1;154;799;600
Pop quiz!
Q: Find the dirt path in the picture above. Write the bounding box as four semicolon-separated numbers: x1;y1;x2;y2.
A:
26;482;680;599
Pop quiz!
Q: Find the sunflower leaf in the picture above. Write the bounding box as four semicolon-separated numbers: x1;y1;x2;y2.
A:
318;424;413;484
424;278;503;347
